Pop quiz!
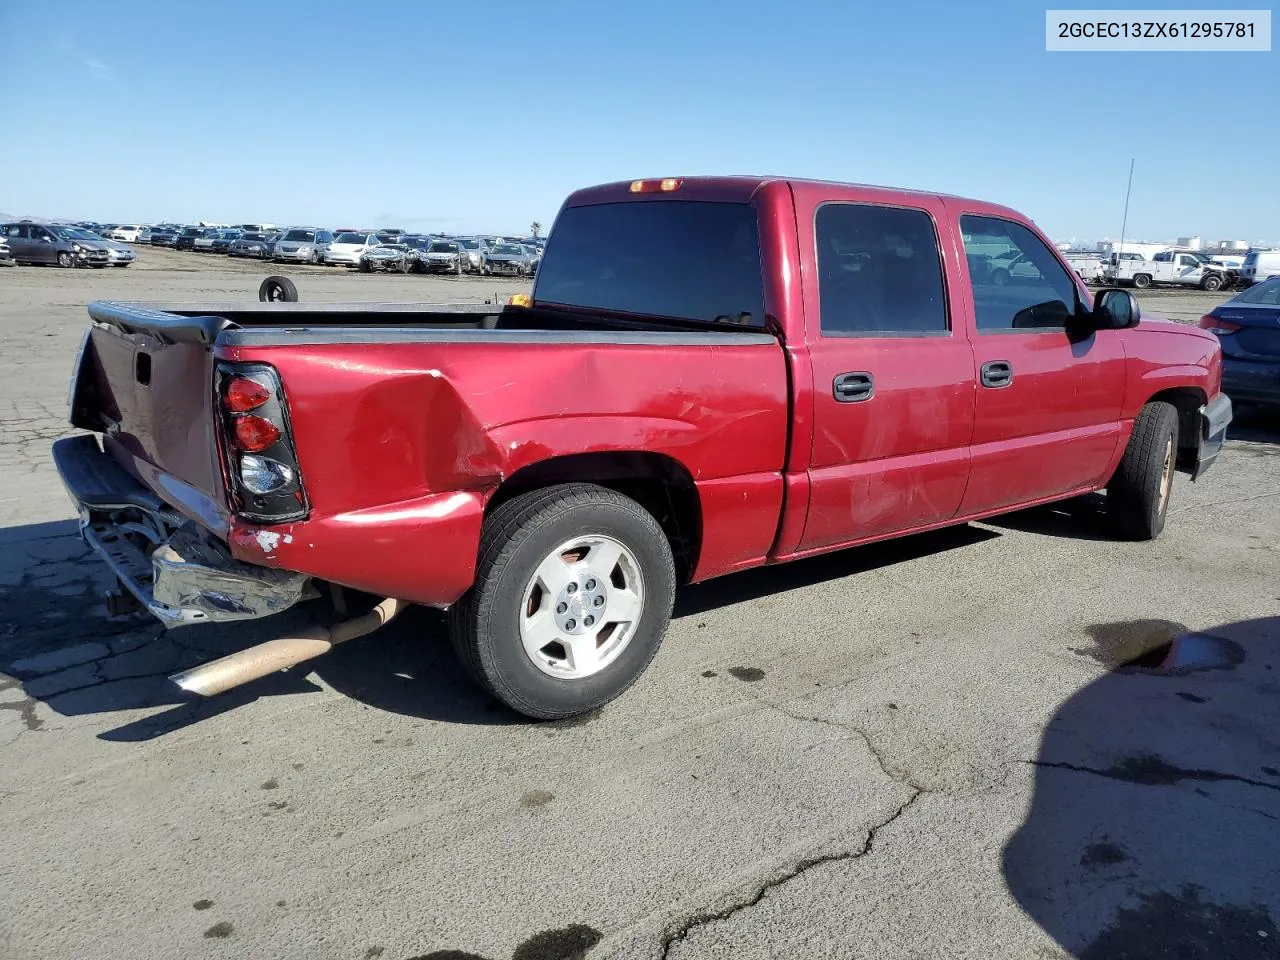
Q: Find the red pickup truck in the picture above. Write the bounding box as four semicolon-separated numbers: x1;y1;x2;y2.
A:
54;176;1232;719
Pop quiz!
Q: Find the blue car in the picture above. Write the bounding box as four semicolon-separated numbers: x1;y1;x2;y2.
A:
1200;277;1280;408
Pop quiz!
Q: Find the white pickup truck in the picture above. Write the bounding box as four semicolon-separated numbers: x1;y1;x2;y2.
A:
1105;250;1229;291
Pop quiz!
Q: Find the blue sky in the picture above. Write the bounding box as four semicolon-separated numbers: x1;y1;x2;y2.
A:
0;1;1275;242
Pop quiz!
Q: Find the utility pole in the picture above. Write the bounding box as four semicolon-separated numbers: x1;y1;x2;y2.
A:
1117;158;1135;260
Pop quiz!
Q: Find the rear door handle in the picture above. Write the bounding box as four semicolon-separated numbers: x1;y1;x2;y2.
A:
980;360;1013;388
833;371;874;403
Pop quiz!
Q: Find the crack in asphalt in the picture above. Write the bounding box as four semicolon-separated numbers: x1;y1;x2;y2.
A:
1028;757;1280;793
768;702;923;790
653;701;932;958
656;789;923;959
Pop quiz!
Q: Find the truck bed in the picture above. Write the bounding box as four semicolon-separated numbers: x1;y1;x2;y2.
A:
70;299;785;556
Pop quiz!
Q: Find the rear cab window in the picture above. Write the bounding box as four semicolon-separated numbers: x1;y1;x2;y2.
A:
533;200;765;327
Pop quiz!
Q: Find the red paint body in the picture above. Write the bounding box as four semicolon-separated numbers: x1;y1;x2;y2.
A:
121;178;1225;606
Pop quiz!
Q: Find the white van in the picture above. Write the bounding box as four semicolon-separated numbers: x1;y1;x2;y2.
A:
1241;249;1280;286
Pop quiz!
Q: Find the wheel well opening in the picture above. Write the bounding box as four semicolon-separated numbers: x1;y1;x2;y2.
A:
486;452;702;582
1150;387;1206;470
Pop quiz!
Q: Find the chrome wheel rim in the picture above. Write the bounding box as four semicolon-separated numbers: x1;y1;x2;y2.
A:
519;535;645;680
1157;435;1175;514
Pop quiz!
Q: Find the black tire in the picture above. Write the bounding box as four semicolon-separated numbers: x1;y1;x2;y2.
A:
57;251;74;268
1201;274;1223;292
447;483;677;719
258;275;298;303
1132;273;1152;289
358;259;372;273
1107;401;1179;541
990;267;1010;287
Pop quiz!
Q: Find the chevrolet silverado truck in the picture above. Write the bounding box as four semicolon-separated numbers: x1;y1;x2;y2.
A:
53;176;1232;719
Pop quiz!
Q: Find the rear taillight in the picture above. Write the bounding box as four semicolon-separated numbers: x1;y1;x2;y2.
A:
233;415;281;452
216;363;307;523
1198;315;1243;336
225;377;270;413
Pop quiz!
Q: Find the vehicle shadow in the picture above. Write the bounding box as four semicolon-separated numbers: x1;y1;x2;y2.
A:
980;493;1113;542
1227;403;1280;445
0;521;1001;740
1003;614;1280;957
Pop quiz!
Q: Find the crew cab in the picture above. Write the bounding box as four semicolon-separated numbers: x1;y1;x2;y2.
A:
1105;249;1230;291
53;176;1231;719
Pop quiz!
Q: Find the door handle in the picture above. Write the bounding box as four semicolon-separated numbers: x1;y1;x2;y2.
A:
833;371;874;403
980;360;1013;388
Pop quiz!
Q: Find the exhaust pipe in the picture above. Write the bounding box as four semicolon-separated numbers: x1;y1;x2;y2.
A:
170;597;409;697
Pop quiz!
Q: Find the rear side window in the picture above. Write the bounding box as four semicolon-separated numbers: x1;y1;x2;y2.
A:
534;200;765;327
960;216;1079;331
816;203;948;336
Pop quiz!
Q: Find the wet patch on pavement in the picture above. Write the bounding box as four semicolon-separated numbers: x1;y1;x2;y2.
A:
1079;841;1130;869
1080;885;1277;960
410;923;602;960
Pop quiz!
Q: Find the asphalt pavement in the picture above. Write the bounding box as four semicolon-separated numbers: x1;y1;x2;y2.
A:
1;250;1277;960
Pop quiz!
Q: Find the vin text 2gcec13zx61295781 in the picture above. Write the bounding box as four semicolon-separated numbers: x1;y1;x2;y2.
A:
53;176;1232;719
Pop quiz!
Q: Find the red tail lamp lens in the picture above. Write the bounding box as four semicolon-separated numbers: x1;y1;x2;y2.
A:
233;415;282;452
225;377;271;412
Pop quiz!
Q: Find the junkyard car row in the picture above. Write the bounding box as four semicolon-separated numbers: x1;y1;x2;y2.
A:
0;218;545;276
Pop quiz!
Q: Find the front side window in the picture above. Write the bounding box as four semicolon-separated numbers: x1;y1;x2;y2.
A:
816;203;948;336
960;216;1079;331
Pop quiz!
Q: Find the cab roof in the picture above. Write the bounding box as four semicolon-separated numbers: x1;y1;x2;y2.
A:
564;176;1025;220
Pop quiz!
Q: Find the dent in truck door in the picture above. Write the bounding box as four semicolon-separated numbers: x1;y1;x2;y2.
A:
792;189;976;551
952;210;1126;515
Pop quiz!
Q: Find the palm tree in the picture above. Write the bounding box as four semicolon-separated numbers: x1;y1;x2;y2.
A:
530;221;542;240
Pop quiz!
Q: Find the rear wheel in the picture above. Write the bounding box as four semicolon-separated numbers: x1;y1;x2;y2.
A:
990;267;1010;286
1107;401;1179;540
448;483;676;719
1132;273;1152;289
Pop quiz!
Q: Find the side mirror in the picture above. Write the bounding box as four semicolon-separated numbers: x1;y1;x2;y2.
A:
1092;288;1141;329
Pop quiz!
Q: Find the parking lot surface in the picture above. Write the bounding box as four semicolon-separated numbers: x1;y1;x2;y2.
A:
1;254;1277;960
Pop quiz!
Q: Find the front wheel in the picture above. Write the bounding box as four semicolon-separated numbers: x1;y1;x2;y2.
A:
1201;274;1223;292
1107;401;1179;540
57;252;74;268
448;483;676;719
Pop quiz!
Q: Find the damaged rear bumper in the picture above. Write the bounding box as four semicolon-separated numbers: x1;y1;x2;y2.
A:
52;435;312;626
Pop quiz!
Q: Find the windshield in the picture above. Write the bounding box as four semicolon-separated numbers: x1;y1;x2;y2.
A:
334;233;368;244
534;200;765;326
283;230;315;242
56;228;102;241
460;239;480;249
492;244;522;255
219;231;239;239
429;242;459;253
1234;278;1280;305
